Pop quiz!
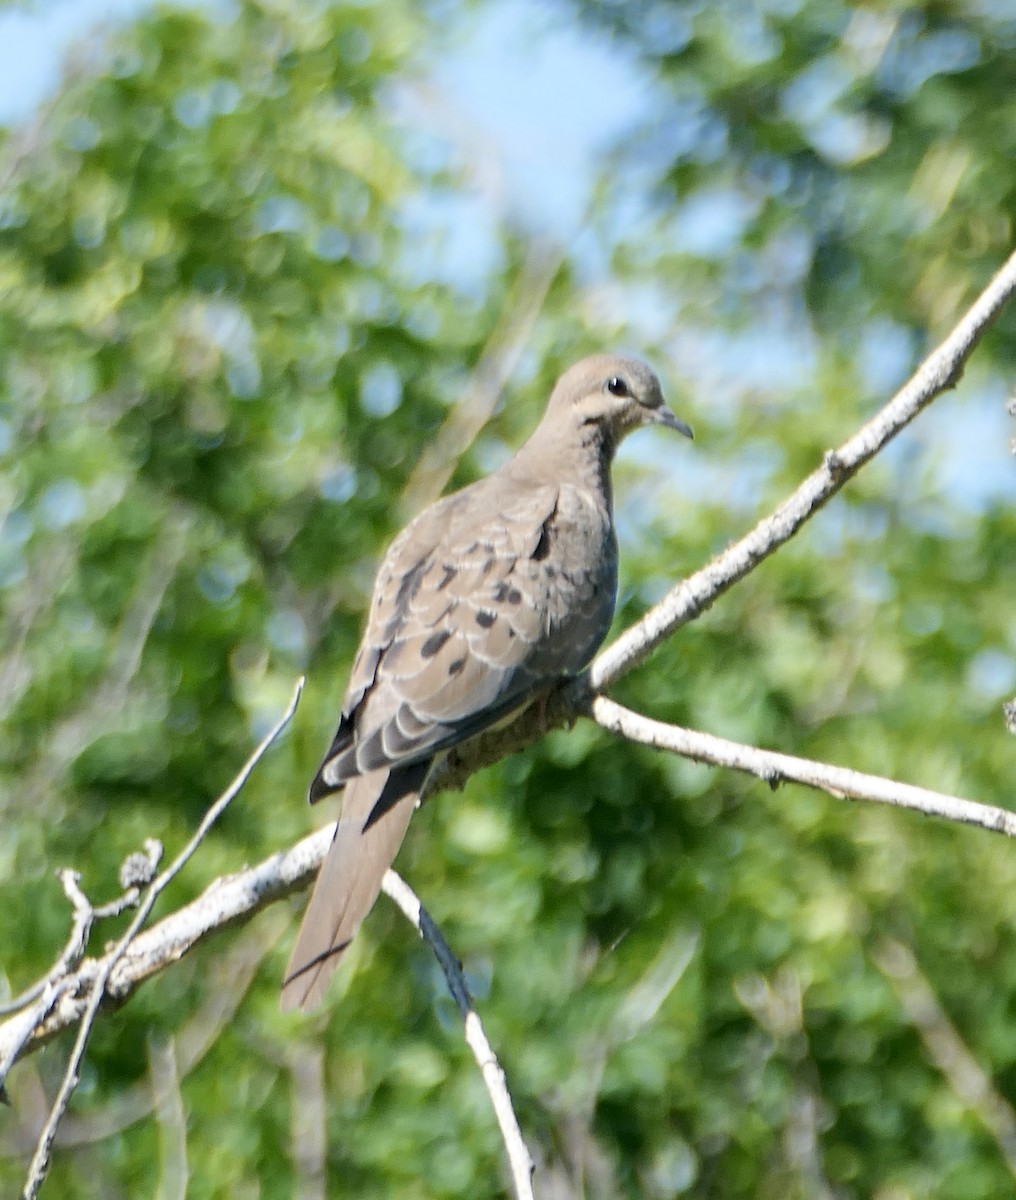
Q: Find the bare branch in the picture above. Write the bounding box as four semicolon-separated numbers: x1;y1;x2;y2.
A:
4;670;1011;1097
590;696;1016;837
590;244;1016;691
2;688;1010;1164
0;873;106;1019
11;915;285;1154
0;825;331;1076
16;679;303;1199
382;871;536;1200
4;242;1016;1183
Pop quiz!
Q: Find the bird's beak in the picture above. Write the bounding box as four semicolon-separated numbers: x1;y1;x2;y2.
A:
653;405;694;440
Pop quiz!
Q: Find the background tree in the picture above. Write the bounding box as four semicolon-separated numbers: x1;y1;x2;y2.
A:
0;1;1014;1197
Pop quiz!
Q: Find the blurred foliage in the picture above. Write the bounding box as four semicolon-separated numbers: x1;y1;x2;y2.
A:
0;0;1014;1197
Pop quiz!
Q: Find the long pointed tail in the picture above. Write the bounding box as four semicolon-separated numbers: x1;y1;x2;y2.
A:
281;765;424;1012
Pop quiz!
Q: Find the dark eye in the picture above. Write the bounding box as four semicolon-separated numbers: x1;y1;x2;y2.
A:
606;376;629;397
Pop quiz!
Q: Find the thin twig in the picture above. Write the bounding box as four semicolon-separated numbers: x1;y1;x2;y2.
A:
591;244;1016;691
382;871;536;1200
0;823;333;1076
590;697;1016;837
0;862;148;1081
0;874;100;1018
18;914;287;1152
18;679;303;1199
1;869;144;1021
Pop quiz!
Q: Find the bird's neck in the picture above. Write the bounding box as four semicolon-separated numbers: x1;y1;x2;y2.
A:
512;417;615;510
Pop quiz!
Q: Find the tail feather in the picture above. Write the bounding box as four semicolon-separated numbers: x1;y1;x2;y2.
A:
281;764;425;1012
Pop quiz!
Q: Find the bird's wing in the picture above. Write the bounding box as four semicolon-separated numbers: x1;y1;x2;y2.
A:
310;480;565;799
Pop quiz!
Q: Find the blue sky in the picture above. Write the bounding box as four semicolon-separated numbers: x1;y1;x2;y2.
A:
0;0;153;125
0;0;652;234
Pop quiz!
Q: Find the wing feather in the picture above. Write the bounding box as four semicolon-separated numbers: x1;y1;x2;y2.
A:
312;478;614;799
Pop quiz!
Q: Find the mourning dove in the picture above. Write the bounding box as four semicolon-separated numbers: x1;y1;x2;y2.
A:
281;354;692;1011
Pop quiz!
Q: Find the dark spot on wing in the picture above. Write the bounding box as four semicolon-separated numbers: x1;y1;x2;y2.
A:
394;558;429;614
448;658;465;676
436;565;457;590
493;582;523;605
482;558;496;576
475;609;497;628
421;629;452;658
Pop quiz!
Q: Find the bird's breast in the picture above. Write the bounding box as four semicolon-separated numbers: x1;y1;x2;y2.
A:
534;484;617;673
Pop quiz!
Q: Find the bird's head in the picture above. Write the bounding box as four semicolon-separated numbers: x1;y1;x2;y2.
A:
548;354;693;448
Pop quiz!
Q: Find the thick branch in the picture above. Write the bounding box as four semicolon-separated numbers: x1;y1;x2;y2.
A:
591;244;1016;691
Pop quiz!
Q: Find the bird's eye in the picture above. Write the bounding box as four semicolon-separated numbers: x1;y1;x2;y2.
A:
606;376;629;397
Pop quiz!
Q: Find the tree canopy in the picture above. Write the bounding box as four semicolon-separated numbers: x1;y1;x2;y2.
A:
1;1;1014;1197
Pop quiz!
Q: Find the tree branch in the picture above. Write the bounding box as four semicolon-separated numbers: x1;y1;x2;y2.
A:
382;872;535;1200
0;824;331;1075
590;244;1016;691
0;916;285;1155
7;689;1013;1090
589;696;1016;837
14;679;303;1199
5;240;1016;1190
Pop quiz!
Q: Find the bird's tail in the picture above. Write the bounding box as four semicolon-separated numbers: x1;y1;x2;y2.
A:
280;765;425;1012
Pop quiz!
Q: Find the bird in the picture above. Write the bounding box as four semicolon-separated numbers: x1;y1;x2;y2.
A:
281;354;693;1011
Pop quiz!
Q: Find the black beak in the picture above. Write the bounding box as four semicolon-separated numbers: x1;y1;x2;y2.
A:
653;404;694;440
